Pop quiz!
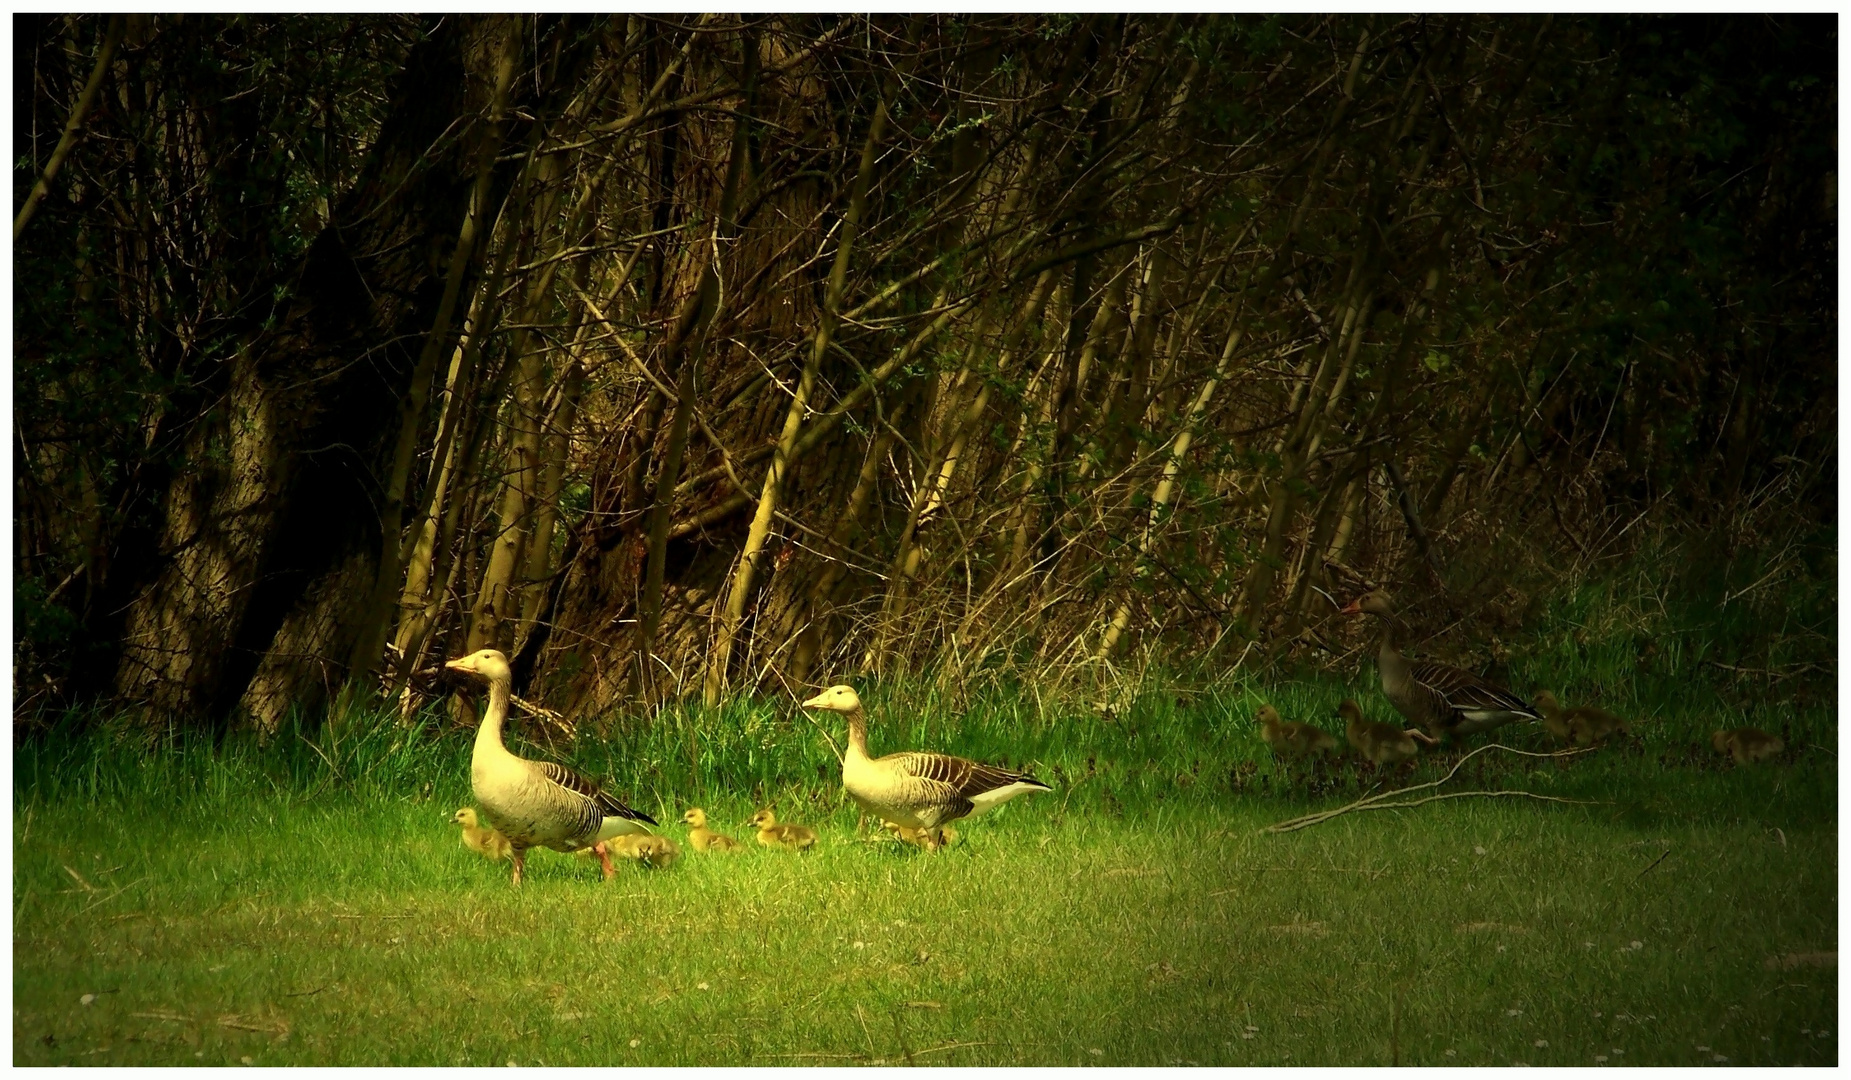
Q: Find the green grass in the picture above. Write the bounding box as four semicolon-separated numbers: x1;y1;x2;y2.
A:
14;542;1837;1064
13;666;1837;1066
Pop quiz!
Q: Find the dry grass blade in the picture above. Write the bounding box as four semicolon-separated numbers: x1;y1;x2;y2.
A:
218;1014;291;1037
131;1010;193;1024
915;1040;995;1056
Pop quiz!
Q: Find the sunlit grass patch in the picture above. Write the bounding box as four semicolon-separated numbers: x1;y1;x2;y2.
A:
13;670;1836;1065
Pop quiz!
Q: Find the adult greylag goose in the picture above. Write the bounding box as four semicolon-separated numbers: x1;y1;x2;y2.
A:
681;808;745;853
1340;591;1540;738
451;807;513;862
445;649;656;884
1255;704;1339;762
747;807;817;851
802;684;1051;849
1533;691;1630;746
1338;699;1424;767
1713;727;1783;765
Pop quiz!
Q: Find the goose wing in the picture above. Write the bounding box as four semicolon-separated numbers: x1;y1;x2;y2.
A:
1409;660;1538;720
886;751;1052;800
534;760;659;826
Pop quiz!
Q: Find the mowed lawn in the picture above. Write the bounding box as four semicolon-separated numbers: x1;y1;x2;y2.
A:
12;718;1837;1068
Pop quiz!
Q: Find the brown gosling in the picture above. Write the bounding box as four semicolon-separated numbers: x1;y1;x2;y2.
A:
1713;727;1784;765
681;808;745;854
749;807;818;852
1255;704;1340;762
451;807;513;862
605;832;681;868
1338;699;1422;767
1533;690;1630;746
1532;692;1577;744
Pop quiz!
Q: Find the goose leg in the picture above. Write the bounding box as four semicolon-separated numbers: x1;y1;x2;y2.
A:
511;848;526;887
593;840;616;881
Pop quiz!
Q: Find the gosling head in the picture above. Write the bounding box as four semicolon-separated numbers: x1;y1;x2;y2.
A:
451;808;479;828
748;807;777;829
1711;730;1732;753
1254;704;1283;728
1339;590;1397;619
1335;699;1364;724
446;648;513;683
802;684;863;714
681;808;708;827
1532;690;1561;714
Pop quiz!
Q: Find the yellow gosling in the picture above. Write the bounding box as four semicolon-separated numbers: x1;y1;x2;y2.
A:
606;832;681;868
451;807;513;862
883;819;960;851
749;807;818;852
681;808;745;854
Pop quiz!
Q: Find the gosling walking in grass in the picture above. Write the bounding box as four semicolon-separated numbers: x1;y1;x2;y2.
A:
1338;699;1424;770
606;833;681;868
749;808;818;851
802;684;1051;851
884;820;960;850
681;808;745;853
1256;704;1340;763
1533;690;1630;746
1713;727;1784;765
451;807;512;862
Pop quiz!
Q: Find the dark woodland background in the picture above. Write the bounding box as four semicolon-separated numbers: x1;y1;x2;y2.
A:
13;15;1836;734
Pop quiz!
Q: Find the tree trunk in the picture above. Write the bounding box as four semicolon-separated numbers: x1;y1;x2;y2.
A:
112;17;518;730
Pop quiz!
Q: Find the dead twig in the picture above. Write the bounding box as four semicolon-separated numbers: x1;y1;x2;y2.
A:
1634;848;1671;880
1263;742;1598;834
1337;789;1602;815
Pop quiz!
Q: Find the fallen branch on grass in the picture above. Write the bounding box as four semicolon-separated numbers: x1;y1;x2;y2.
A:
1261;742;1603;834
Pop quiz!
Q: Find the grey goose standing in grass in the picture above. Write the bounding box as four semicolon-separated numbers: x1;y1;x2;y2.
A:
446;648;656;884
1340;591;1540;739
802;685;1051;850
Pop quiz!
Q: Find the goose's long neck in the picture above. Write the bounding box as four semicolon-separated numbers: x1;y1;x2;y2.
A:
1376;617;1409;685
844;707;871;762
473;676;514;761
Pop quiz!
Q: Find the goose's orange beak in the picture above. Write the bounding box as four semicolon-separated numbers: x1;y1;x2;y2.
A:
1339;599;1363;615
